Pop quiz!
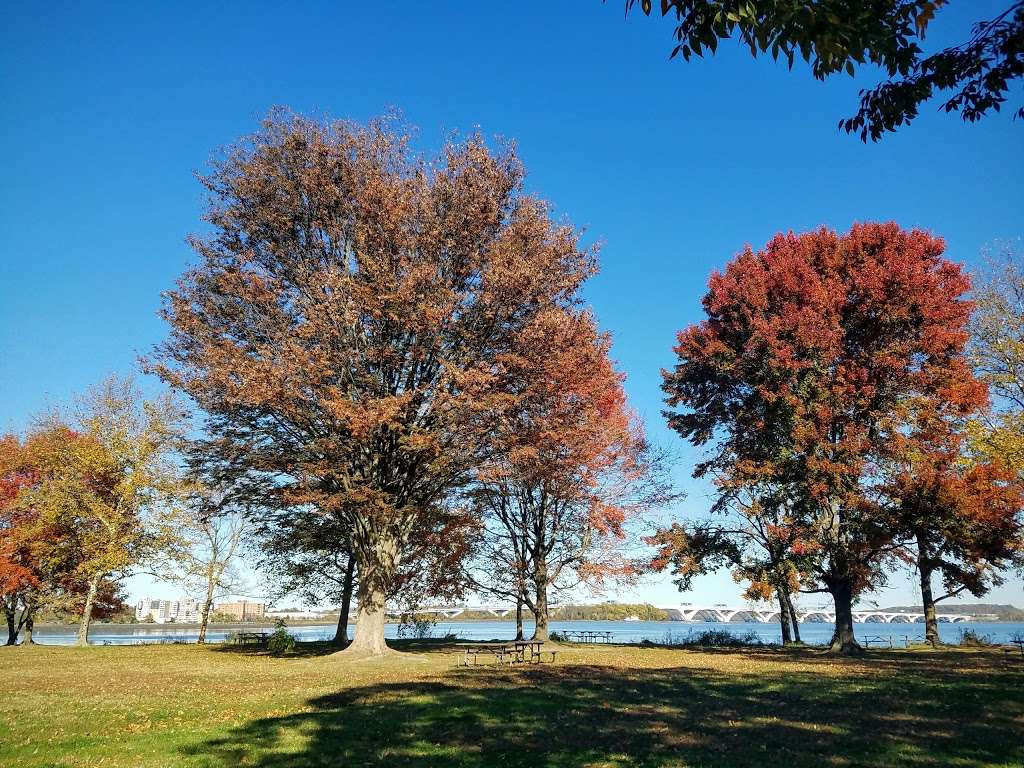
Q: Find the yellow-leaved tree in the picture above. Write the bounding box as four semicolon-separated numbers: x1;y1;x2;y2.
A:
970;244;1024;478
22;377;185;645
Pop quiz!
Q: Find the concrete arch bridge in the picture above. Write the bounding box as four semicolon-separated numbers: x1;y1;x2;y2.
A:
663;606;975;624
382;605;516;619
373;604;976;623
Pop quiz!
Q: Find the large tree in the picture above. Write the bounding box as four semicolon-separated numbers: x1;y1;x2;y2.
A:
625;1;1024;140
149;111;597;655
662;222;981;654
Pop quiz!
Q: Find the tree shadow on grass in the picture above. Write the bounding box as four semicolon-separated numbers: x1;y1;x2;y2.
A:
211;637;479;659
183;651;1024;768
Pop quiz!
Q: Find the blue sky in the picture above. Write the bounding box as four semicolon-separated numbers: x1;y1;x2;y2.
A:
1;2;1022;610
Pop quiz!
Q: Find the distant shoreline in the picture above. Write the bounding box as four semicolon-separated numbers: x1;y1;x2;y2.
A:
36;613;1022;631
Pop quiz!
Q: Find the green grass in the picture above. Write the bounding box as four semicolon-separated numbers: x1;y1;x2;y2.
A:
1;640;1022;767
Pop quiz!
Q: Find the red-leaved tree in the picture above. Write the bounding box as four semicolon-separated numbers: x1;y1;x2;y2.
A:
662;222;985;654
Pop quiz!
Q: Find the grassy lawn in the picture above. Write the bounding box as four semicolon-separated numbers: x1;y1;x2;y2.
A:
1;640;1022;768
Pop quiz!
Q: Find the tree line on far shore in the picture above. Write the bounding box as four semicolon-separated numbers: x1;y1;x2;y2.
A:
2;111;1022;655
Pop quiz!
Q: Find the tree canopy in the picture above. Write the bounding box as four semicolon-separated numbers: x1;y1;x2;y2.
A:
149;110;603;655
626;0;1024;140
660;222;989;653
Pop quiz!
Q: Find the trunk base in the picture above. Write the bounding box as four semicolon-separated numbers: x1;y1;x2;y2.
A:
824;638;865;656
331;644;398;660
331;603;392;658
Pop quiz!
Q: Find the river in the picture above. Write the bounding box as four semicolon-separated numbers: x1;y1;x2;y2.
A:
25;619;1024;647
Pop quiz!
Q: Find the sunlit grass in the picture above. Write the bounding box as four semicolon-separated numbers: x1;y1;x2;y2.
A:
1;640;1021;767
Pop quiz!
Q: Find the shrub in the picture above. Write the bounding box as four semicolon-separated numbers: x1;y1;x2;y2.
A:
267;619;296;655
957;628;993;647
646;628;765;648
397;612;437;639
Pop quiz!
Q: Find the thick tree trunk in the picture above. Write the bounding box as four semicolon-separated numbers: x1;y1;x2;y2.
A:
197;573;216;645
4;598;16;646
339;545;398;656
776;589;793;645
784;589;801;643
531;560;549;642
332;554;355;646
917;534;940;646
827;579;862;655
347;592;389;655
76;574;101;647
335;527;404;657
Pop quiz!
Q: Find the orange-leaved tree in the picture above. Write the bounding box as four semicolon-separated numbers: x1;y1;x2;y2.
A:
465;308;670;641
888;404;1023;645
646;480;817;645
148;111;598;655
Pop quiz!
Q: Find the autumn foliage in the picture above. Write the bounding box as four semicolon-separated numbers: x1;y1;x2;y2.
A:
466;307;665;640
149;111;605;654
658;222;1021;653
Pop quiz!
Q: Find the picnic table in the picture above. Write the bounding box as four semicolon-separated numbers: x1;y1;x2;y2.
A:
861;635;894;649
1004;638;1024;656
457;640;557;667
563;630;613;644
233;631;270;646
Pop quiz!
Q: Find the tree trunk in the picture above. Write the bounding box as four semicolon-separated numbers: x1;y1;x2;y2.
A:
77;574;101;647
776;588;793;645
333;554;356;646
197;573;216;645
917;533;940;646
827;579;862;655
23;603;34;645
4;597;16;646
531;559;549;642
515;588;525;641
346;590;389;655
338;545;395;656
784;588;801;643
336;526;402;657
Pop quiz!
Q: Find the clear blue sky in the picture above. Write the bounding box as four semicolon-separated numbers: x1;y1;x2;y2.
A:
2;2;1022;610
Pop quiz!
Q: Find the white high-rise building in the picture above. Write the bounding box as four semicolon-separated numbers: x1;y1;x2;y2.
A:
135;597;200;624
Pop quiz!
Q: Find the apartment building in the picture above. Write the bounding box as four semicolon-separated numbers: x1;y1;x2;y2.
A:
214;600;266;620
135;598;200;624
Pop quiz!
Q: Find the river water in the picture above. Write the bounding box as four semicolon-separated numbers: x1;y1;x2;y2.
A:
26;619;1024;647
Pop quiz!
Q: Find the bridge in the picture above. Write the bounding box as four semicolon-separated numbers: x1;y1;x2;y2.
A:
662;605;975;624
382;604;976;623
372;605;517;619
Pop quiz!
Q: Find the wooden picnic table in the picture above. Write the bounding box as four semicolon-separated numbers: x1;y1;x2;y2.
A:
457;640;557;667
861;635;894;649
1005;638;1024;656
564;630;613;644
233;631;270;646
